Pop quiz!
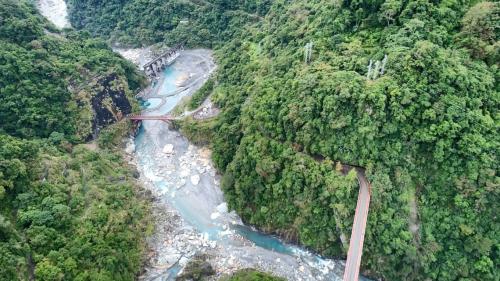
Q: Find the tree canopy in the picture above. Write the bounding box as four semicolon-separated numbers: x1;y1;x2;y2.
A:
0;1;149;280
66;0;272;48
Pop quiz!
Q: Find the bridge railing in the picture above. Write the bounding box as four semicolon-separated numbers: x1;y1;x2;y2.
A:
127;114;175;121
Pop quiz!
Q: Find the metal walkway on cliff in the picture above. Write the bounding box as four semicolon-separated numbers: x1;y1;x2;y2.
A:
343;168;372;281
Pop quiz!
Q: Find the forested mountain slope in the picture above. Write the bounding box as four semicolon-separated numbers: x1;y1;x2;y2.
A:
0;1;149;280
67;0;499;280
0;0;145;141
209;2;499;280
66;0;272;47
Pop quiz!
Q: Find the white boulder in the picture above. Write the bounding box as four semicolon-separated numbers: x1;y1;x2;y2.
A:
125;140;135;154
190;174;200;185
216;203;228;213
162;144;174;155
210;212;220;220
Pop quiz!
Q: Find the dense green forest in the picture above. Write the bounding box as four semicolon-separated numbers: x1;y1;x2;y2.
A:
0;1;149;280
211;2;499;280
0;134;150;281
66;0;272;47
68;0;498;280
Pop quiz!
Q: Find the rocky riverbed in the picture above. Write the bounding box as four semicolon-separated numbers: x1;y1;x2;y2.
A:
126;135;344;281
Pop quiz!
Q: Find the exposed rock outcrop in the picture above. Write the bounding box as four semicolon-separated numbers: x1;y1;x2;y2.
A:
71;73;136;141
176;254;215;281
90;74;133;137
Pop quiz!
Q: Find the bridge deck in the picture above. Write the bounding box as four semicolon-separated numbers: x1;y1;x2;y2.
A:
343;168;371;281
128;115;174;121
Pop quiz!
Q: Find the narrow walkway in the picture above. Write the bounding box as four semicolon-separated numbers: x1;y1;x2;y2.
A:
129;115;175;121
343;168;371;281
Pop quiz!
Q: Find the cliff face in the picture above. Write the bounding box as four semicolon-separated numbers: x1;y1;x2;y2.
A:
90;73;133;139
71;73;137;141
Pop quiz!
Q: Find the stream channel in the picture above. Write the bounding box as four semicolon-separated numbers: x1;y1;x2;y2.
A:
37;2;369;280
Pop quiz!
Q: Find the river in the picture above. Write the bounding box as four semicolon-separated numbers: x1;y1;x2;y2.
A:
36;2;363;280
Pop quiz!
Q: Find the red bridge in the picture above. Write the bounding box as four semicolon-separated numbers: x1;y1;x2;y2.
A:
128;115;175;121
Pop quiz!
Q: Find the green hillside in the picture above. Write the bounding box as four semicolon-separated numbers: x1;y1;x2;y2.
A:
0;0;145;141
0;1;149;280
66;0;272;47
210;2;499;280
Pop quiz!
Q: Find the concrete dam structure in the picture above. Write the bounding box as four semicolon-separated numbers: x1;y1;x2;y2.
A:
143;44;184;78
